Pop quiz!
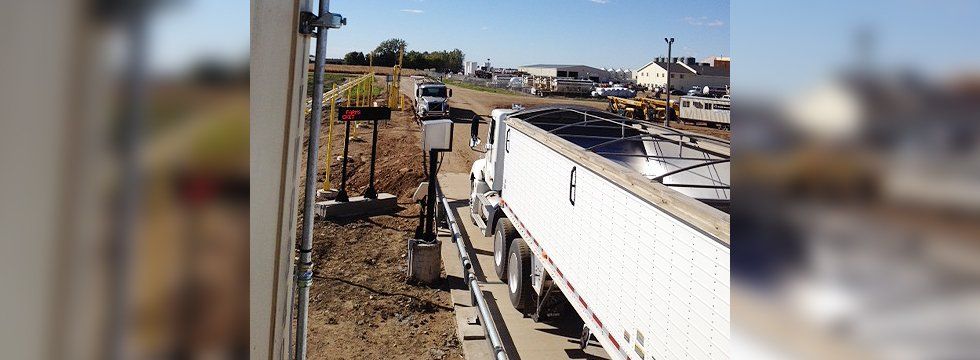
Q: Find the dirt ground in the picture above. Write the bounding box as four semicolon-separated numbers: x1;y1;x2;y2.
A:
296;85;463;359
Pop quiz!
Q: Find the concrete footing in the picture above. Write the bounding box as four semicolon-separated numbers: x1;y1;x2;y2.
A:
407;239;442;284
314;193;397;218
316;188;337;201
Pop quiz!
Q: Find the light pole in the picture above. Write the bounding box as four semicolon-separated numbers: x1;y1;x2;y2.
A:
664;37;674;126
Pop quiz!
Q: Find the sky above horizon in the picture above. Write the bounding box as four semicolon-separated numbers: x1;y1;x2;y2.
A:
146;0;728;73
320;0;730;70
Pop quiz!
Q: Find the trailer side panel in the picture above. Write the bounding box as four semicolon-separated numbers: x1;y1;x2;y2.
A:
502;124;730;360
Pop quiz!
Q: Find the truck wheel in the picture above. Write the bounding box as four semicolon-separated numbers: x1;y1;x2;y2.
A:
494;219;519;282
507;238;532;311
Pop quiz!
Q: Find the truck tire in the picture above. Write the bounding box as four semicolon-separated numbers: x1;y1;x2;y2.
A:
494;219;519;282
507;238;532;311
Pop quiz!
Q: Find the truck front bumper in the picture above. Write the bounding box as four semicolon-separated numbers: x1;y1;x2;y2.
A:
419;110;450;119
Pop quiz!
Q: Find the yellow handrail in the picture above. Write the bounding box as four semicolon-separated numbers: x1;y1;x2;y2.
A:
316;73;375;192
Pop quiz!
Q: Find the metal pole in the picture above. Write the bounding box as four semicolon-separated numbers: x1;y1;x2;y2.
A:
296;1;331;358
664;37;674;126
424;150;438;241
335;121;351;202
106;4;147;359
363;121;379;199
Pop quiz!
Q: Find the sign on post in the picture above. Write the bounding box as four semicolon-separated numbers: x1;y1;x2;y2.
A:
334;106;392;202
338;106;391;122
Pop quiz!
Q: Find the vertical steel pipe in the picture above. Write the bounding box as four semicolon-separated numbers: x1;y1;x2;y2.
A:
295;1;330;359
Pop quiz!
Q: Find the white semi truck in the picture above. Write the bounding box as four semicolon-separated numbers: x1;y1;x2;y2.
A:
412;77;452;119
468;106;731;360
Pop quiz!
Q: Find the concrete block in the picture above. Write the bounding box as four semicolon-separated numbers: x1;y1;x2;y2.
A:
316;188;337;201
315;193;397;218
454;307;486;341
450;289;474;307
408;239;442;284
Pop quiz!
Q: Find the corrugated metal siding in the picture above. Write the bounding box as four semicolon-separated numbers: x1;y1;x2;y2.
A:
503;126;730;360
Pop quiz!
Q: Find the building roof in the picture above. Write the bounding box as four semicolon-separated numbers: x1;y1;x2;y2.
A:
688;65;729;77
520;64;597;70
636;61;695;74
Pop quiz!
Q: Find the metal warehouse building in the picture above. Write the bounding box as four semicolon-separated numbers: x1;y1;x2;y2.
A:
517;64;610;82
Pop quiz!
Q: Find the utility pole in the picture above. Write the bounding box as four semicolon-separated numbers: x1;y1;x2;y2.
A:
664;37;674;126
295;1;344;359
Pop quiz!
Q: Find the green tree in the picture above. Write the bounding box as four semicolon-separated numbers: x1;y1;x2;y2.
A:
447;48;465;73
343;51;367;66
373;38;407;67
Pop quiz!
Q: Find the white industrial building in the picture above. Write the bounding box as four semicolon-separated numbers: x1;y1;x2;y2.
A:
602;68;634;84
633;57;730;90
464;61;479;75
517;64;611;83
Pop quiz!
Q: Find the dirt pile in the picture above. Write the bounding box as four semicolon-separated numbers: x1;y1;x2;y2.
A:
297;91;462;359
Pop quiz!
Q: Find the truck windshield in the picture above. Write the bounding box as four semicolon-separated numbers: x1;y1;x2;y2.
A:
421;87;447;97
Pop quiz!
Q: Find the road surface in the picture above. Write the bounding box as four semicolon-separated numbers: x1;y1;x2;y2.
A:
398;77;606;174
439;173;611;360
397;76;611;359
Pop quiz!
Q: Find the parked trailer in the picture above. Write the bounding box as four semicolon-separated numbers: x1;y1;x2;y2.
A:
529;76;595;97
679;96;730;129
468;106;730;360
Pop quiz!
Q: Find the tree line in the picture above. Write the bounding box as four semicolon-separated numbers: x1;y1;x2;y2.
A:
343;38;465;73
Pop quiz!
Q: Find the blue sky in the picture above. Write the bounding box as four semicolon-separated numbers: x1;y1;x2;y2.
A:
322;0;730;70
146;0;727;73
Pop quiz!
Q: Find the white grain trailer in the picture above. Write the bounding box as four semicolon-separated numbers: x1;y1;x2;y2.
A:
679;96;731;128
468;106;731;360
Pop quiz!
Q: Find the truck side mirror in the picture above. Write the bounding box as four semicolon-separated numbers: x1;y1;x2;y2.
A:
448;89;453;98
416;89;420;98
469;115;481;149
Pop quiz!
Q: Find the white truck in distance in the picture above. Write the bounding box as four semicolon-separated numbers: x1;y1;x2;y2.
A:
412;77;452;119
467;106;731;360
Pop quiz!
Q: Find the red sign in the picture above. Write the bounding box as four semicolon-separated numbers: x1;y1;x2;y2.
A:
338;106;391;121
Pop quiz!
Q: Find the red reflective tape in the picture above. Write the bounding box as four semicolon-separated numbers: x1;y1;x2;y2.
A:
578;296;588;309
592;314;603;328
608;334;621;349
566;281;576;293
555;268;564;278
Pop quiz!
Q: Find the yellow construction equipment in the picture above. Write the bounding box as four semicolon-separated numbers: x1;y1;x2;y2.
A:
388;45;405;110
606;96;679;122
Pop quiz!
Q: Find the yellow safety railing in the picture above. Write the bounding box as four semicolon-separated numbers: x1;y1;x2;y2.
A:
316;71;375;192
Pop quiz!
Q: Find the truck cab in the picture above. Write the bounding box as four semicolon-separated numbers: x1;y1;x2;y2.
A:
468;108;518;235
413;81;452;119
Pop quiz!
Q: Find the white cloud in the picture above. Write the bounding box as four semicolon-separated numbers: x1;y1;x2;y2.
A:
400;9;424;14
590;0;609;4
684;16;725;27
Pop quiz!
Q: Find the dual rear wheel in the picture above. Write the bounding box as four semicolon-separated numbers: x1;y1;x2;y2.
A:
494;218;532;311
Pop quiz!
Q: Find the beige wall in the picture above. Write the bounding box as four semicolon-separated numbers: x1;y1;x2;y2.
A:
250;0;313;358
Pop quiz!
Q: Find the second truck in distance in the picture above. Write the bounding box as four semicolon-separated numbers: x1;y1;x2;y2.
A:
412;76;453;119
